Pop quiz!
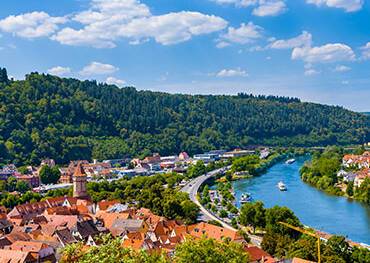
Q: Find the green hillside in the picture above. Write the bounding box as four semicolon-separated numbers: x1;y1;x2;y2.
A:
0;68;369;165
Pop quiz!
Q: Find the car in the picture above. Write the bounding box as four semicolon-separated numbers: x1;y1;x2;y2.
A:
189;184;192;187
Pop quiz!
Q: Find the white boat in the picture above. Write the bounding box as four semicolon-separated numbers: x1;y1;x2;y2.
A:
240;193;253;203
285;158;296;164
278;181;287;191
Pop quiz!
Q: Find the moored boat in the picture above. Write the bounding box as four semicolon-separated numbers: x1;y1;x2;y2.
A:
278;181;287;191
240;193;253;203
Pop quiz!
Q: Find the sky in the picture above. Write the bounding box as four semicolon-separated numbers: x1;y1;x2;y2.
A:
0;0;369;111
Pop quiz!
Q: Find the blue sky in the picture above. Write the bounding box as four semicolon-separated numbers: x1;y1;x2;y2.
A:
0;0;369;111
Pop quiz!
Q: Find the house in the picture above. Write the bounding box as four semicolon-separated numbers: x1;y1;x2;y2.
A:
354;169;370;188
244;245;275;263
188;222;245;243
7;241;56;262
221;149;255;159
178;152;190;161
110;219;148;237
70;220;100;242
292;258;316;263
259;148;270;159
14;174;40;188
343;152;370;169
53;228;78;247
40;159;56;168
0;213;13;235
0;249;35;263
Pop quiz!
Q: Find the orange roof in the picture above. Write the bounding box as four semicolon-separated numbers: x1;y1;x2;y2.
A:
0;249;32;263
122;239;145;250
188;222;243;242
74;162;86;177
97;211;131;229
244;246;273;262
10;240;49;253
292;258;316;263
97;200;120;211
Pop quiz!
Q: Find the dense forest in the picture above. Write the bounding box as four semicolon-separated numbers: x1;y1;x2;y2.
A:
0;67;369;165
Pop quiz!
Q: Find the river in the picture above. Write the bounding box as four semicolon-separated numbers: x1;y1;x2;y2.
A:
233;156;370;245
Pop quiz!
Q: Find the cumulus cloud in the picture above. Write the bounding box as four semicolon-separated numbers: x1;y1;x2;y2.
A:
270;31;312;49
105;76;126;86
360;42;370;60
53;0;227;48
212;0;287;16
216;68;248;77
217;22;263;47
252;0;287;16
80;62;118;76
0;11;67;38
306;0;363;12
292;43;355;63
334;65;351;72
47;66;71;76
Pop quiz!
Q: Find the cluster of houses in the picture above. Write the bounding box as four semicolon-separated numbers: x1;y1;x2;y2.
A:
0;163;278;263
1;148;258;193
340;151;370;188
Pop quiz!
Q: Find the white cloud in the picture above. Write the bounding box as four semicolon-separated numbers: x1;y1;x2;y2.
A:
0;11;67;38
47;66;71;76
118;12;227;45
360;42;370;60
216;68;248;77
212;0;286;16
53;0;227;48
270;31;312;49
306;0;363;12
334;65;351;72
252;0;287;16
304;68;320;76
292;43;355;63
211;0;257;7
80;62;118;76
218;22;263;47
105;76;126;86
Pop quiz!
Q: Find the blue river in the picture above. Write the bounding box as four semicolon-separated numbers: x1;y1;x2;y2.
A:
233;156;370;245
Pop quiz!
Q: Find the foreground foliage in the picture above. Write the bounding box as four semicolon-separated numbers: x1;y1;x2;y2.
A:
0;69;368;165
239;201;370;262
61;236;250;263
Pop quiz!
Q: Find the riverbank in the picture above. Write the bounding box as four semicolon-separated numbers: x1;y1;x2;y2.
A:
232;156;370;245
300;148;370;205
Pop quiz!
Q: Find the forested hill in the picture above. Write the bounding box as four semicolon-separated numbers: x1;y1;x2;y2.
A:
0;68;369;165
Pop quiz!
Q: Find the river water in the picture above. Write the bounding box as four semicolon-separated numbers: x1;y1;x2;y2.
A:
233;156;370;244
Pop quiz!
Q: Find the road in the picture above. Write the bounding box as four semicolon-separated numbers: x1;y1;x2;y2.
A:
181;166;237;230
181;165;262;245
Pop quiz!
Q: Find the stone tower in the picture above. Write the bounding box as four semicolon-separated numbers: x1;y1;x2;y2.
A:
73;162;89;199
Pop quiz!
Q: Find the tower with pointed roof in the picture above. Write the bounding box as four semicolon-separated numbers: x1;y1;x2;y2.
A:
73;162;89;199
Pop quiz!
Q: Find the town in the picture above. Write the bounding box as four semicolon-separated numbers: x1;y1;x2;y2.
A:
0;148;284;262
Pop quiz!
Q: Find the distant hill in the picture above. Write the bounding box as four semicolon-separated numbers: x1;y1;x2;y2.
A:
0;68;369;165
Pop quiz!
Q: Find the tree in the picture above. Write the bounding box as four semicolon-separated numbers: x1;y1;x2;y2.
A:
232;155;260;175
265;206;301;236
346;181;354;196
39;165;61;184
61;236;168;263
6;177;17;192
15;181;31;193
239;201;265;233
323;236;351;263
173;237;249;263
